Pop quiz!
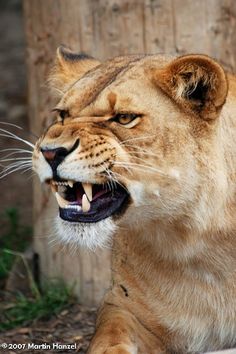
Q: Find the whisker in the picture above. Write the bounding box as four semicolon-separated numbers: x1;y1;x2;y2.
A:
127;151;157;158
26;172;35;181
120;134;156;145
100;162;129;193
1;160;32;168
122;145;157;157
0;133;35;149
122;146;158;156
0;121;23;130
0;165;31;177
21;167;33;174
127;155;158;166
0;128;35;148
102;162;115;192
0;157;32;162
0;121;39;139
112;161;168;175
0;148;33;157
0;162;32;174
0;165;32;179
0;152;32;159
107;171;129;193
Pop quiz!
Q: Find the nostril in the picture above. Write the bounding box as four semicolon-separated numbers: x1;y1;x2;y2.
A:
40;140;80;175
41;149;57;161
41;147;69;170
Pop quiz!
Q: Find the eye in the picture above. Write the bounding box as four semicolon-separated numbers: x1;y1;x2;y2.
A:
112;113;141;127
52;108;69;123
58;110;69;123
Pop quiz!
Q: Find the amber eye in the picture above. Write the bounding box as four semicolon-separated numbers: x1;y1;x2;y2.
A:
113;113;140;126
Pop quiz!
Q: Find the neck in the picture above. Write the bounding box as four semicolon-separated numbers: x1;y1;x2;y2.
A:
118;213;236;279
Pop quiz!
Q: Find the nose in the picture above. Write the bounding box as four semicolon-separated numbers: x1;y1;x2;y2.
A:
41;139;80;177
41;147;69;172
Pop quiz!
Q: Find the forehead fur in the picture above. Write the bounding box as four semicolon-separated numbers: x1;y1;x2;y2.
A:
56;54;173;114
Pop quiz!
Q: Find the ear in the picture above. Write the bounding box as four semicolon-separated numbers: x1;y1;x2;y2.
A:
48;46;101;96
155;55;228;120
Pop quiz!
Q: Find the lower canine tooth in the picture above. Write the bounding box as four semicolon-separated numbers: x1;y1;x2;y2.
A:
55;192;69;208
82;193;91;212
82;183;92;201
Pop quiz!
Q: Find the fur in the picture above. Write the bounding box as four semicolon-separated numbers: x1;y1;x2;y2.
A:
33;49;236;353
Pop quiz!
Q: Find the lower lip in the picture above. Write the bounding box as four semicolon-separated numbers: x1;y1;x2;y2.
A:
59;187;130;223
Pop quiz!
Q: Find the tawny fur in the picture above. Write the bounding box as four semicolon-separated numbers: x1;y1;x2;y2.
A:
33;47;236;354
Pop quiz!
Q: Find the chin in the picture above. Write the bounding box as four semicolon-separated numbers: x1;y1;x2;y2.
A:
54;215;118;250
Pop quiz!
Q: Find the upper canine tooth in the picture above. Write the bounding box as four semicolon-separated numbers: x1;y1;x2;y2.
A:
55;192;69;208
82;183;92;201
82;193;91;212
68;181;74;188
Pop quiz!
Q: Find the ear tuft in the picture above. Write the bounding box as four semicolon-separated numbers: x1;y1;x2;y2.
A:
57;45;94;63
48;46;101;97
156;55;228;120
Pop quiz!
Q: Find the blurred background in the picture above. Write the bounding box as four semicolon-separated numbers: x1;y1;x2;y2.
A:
0;0;32;288
0;0;31;221
0;0;236;352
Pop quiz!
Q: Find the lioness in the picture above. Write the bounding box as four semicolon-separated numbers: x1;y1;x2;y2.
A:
33;47;236;353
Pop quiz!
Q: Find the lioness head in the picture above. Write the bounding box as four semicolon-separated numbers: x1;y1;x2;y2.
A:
33;47;228;249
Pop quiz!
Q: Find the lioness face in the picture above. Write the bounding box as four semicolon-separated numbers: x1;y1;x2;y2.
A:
33;48;228;248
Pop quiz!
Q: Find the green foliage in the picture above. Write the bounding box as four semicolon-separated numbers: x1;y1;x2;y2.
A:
0;281;74;331
0;208;75;332
0;207;32;280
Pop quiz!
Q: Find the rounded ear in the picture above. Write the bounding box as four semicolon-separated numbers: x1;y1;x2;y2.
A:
154;55;228;120
48;46;101;96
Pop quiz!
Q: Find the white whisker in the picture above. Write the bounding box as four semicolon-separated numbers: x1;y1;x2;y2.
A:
0;157;32;162
0;163;32;175
0;121;39;139
0;121;23;130
0;128;35;148
128;155;158;166
0;165;32;179
113;161;168;175
26;172;35;181
21;167;33;174
121;134;156;145
1;161;32;170
0;149;33;159
122;144;157;157
108;171;129;193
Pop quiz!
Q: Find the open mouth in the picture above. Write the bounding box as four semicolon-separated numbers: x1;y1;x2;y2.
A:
49;180;130;223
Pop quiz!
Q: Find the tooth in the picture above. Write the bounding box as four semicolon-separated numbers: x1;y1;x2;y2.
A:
55;192;69;208
82;183;92;201
68;181;74;188
51;182;58;193
65;205;81;211
82;193;91;212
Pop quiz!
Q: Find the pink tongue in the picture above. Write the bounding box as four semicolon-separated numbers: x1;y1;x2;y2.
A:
92;189;109;201
76;184;109;203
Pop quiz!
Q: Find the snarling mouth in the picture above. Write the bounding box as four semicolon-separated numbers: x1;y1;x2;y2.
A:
49;180;130;223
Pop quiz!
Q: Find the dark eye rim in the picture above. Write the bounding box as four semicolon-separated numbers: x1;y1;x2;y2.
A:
52;108;69;123
111;112;142;125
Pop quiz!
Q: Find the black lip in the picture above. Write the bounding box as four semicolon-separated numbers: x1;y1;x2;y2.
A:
59;184;130;223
